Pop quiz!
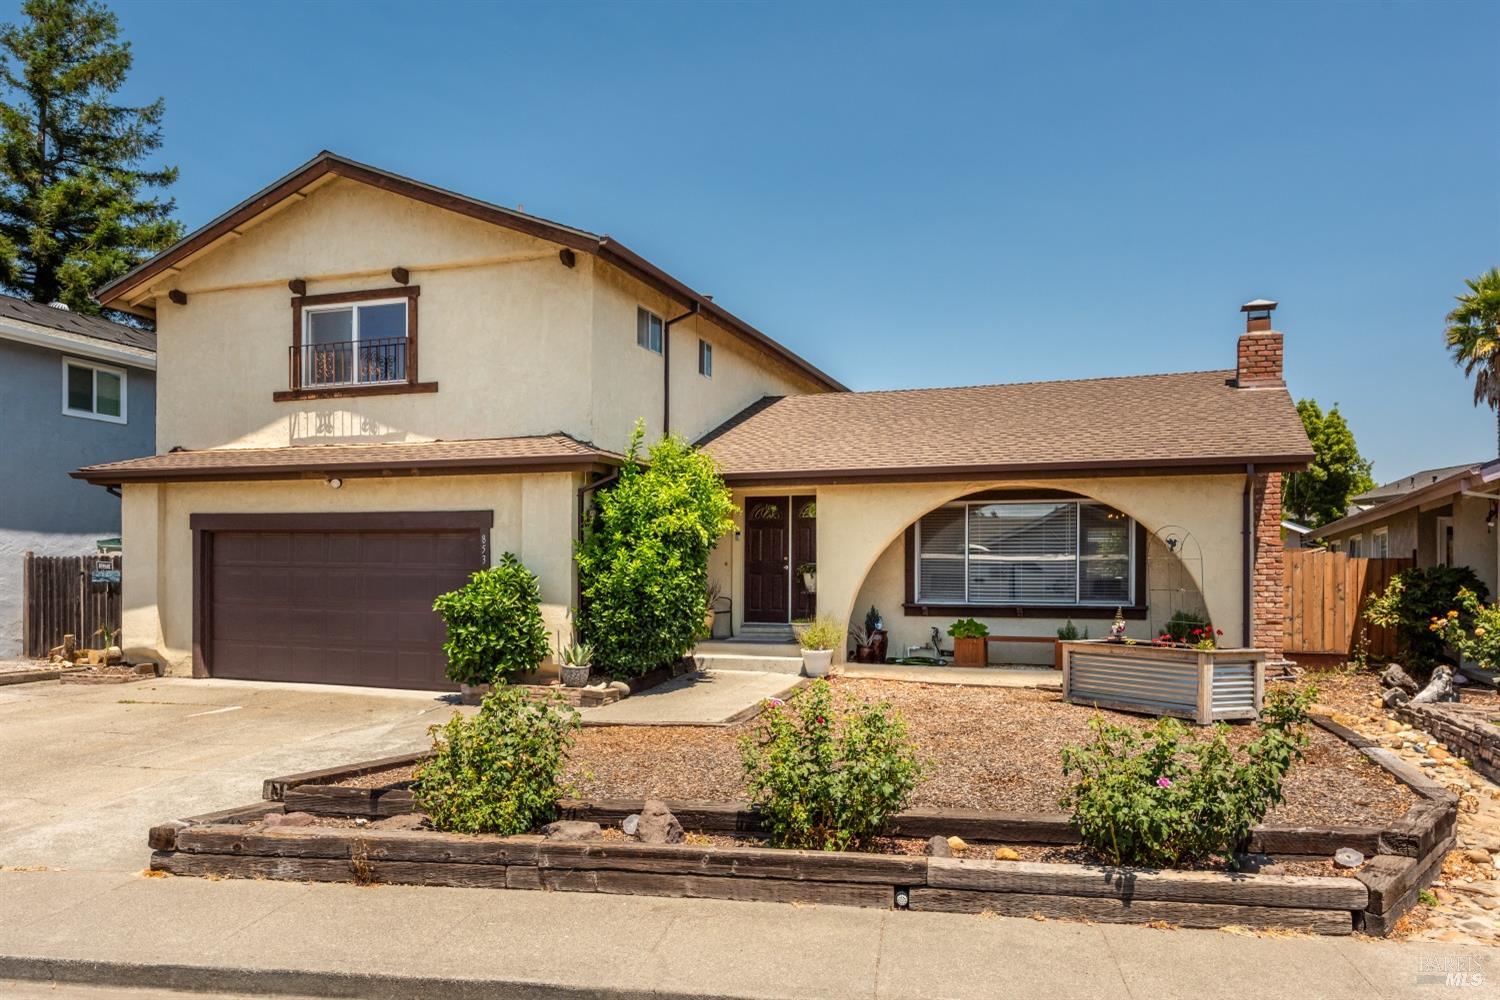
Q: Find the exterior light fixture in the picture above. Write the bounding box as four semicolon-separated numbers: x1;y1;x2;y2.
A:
327;477;343;489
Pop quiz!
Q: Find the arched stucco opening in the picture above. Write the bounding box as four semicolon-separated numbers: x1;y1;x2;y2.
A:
812;475;1243;664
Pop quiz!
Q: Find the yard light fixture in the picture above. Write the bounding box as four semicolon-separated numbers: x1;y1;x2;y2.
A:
327;477;343;490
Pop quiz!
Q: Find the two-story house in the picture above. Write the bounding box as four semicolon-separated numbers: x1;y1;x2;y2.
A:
75;152;1311;690
0;295;155;656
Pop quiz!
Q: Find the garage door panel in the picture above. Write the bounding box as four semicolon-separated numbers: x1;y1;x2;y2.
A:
207;522;479;690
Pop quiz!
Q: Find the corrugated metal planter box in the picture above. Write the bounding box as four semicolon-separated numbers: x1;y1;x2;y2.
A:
1059;640;1265;724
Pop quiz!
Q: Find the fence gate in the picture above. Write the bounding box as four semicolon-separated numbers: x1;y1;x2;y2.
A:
1283;549;1410;661
21;552;122;658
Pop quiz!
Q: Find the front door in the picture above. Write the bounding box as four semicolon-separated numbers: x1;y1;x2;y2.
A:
744;496;790;623
791;495;817;620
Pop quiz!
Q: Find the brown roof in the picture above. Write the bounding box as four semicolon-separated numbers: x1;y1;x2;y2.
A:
0;292;155;351
94;151;844;392
699;370;1313;482
72;434;620;486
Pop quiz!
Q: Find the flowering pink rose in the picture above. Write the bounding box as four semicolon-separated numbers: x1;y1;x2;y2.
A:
1156;776;1172;789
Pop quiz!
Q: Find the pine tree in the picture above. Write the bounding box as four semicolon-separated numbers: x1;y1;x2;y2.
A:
1282;399;1375;528
0;0;181;314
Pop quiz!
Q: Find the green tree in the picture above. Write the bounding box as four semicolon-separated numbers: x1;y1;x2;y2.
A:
0;0;181;313
1282;399;1375;528
576;422;737;678
1444;268;1500;454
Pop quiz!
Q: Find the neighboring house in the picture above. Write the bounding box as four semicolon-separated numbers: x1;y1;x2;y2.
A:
0;295;156;656
1282;519;1314;549
74;152;1310;688
1313;461;1500;596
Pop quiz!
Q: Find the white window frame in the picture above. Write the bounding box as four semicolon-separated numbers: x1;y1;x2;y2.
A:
1371;527;1389;558
60;357;127;424
698;338;713;378
1347;534;1362;558
636;307;664;354
914;499;1135;607
302;297;410;386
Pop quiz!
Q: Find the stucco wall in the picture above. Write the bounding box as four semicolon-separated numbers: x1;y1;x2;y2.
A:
708;474;1247;662
120;472;580;675
0;338;155;655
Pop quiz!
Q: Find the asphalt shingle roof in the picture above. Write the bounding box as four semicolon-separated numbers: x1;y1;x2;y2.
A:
0;293;153;351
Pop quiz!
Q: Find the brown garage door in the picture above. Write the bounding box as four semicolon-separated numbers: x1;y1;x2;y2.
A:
194;512;491;690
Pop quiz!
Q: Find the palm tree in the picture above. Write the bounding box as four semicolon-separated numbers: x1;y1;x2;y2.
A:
1445;268;1500;455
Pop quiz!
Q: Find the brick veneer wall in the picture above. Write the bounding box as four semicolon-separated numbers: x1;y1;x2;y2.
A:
1252;470;1285;654
1236;332;1285;387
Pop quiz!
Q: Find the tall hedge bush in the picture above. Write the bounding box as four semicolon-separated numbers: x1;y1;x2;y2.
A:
1364;565;1488;671
576;424;736;678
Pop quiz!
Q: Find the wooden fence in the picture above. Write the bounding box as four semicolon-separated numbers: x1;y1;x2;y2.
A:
21;552;122;658
1283;549;1410;660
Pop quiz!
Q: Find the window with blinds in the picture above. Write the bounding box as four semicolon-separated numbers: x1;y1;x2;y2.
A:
914;500;1134;605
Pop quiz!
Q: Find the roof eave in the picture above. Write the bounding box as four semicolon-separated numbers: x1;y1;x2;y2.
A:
72;452;621;488
1311;469;1485;539
716;453;1313;486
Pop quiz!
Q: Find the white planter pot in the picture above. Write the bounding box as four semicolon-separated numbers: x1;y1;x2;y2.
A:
802;572;816;594
801;649;834;678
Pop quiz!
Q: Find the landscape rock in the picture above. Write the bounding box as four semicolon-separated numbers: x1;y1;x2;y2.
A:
541;820;602;841
1382;687;1410;709
1413;664;1460;705
946;836;968;853
1464;848;1492;864
1234;852;1276;874
621;814;640;837
370;812;428;831
635;799;683;844
992;846;1020;861
262;811;316;828
924;835;951;857
1333;847;1365;869
1380;663;1419;694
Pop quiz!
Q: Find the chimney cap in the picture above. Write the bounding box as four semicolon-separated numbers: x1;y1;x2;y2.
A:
1240;299;1278;313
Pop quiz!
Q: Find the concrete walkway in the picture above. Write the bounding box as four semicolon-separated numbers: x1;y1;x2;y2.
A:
840;663;1063;688
582;670;800;726
1;869;1493;999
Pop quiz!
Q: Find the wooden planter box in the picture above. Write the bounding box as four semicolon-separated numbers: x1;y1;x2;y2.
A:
1059;640;1266;725
952;636;986;667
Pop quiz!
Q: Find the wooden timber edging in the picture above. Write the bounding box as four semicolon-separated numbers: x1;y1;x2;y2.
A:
147;819;1366;935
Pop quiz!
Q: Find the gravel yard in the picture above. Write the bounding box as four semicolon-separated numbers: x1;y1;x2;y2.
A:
350;675;1415;828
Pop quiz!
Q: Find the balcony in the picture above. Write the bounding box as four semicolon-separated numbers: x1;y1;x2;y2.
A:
276;337;437;402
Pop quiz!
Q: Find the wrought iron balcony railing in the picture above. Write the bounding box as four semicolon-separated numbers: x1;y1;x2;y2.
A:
289;337;408;390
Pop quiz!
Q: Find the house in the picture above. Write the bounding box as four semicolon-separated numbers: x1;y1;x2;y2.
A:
1281;519;1314;549
1313;460;1500;596
74;152;1311;688
0;295;156;656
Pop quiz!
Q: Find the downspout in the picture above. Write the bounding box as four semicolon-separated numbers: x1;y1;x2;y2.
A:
1243;463;1255;649
662;303;700;436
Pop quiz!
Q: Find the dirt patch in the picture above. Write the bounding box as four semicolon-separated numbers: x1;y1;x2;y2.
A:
338;676;1412;828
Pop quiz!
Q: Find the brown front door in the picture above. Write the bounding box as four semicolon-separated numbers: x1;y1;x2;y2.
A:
791;495;816;621
195;512;490;690
744;496;790;623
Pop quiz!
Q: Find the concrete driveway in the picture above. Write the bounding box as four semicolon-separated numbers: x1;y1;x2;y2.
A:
0;677;457;872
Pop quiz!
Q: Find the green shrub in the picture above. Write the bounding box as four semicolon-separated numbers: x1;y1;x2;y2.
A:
432;553;551;687
1057;620;1089;641
947;617;989;639
1364;566;1488;670
1164;609;1207;643
413;686;580;834
1058;686;1315;867
576;424;737;678
793;616;845;651
741;679;926;851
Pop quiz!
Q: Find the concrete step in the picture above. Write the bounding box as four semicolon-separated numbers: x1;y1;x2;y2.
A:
692;652;805;676
694;639;801;658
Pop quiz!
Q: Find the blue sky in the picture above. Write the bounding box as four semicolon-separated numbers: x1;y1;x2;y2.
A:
31;1;1499;477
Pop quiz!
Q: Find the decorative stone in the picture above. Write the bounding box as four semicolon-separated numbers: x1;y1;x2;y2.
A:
541;820;602;841
353;817;368;827
1464;848;1492;864
1334;847;1365;869
946;836;967;853
635;800;683;844
607;680;631;696
1414;665;1459;704
262;811;316;828
621;814;640;837
992;846;1020;861
924;835;951;857
370;812;427;831
1384;720;1402;733
1234;852;1275;874
1382;687;1410;709
1380;663;1419;694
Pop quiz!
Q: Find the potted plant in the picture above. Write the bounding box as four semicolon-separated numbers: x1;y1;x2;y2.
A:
704;580;723;637
797;562;817;594
557;641;595;688
948;617;989;667
848;622;872;663
793;616;844;678
864;605;888;662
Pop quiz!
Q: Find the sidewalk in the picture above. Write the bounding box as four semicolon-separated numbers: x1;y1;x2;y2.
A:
2;869;1494;999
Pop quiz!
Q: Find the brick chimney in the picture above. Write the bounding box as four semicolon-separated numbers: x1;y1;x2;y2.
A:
1235;299;1283;387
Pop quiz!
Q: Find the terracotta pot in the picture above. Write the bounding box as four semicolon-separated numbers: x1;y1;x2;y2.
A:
855;644;873;663
952;636;986;667
869;629;889;663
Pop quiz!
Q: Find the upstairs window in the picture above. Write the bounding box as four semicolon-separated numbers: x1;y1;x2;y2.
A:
914;500;1134;606
698;338;713;377
636;307;663;354
302;298;409;386
62;358;126;423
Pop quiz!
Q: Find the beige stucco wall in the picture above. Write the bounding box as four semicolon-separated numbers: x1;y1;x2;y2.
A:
707;474;1246;662
120;472;580;677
